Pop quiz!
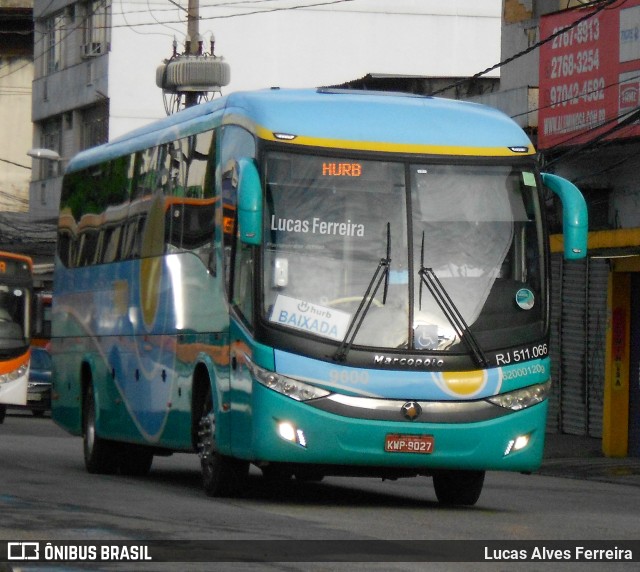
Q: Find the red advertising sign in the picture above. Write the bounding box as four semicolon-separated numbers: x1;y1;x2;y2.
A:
538;0;640;150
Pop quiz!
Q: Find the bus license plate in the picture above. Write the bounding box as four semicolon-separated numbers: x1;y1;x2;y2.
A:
385;434;434;454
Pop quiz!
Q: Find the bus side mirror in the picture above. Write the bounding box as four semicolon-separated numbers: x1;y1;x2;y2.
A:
541;173;588;260
237;158;262;245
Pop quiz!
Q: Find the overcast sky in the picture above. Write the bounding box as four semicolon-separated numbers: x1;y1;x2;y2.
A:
110;0;503;134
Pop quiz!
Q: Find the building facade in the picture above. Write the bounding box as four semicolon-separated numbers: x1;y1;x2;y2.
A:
474;0;640;456
30;0;111;220
0;0;33;214
29;0;502;221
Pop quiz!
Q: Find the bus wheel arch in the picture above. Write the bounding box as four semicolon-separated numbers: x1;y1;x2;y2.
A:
81;364;118;475
81;362;153;476
193;364;248;497
191;362;212;449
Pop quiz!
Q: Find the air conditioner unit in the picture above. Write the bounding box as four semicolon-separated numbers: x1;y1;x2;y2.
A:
81;42;103;58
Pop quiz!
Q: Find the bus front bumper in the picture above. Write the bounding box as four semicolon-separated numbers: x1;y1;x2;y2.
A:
248;383;547;473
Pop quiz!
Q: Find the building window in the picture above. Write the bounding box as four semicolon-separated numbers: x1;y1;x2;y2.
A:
82;1;111;58
82;101;109;149
45;12;65;74
40;118;63;179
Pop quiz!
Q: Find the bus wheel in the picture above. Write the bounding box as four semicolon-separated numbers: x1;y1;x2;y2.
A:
83;385;118;475
119;444;154;476
197;400;248;497
0;405;6;424
432;470;485;506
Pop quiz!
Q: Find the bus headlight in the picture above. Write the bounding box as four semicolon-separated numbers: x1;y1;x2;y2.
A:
487;381;551;411
247;359;331;402
0;364;28;385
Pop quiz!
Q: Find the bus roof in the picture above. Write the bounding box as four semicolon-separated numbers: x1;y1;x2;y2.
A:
66;88;534;172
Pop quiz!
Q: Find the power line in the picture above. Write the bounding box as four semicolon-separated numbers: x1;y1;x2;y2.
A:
0;190;29;207
0;157;31;170
543;105;640;169
1;0;628;150
112;0;356;27
430;0;619;96
511;70;640;152
511;71;640;122
571;150;640;184
0;0;110;81
0;0;355;82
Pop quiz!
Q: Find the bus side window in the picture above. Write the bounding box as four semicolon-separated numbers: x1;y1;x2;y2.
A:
128;216;147;259
219;125;256;303
102;226;122;264
221;161;237;302
160;131;217;275
233;238;254;325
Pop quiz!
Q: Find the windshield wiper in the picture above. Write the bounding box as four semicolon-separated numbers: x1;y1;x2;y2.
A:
418;232;488;368
333;223;391;362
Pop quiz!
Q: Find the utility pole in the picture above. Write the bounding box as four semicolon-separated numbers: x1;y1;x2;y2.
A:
185;0;200;108
156;0;230;114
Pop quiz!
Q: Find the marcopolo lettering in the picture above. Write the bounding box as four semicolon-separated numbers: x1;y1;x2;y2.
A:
373;355;444;368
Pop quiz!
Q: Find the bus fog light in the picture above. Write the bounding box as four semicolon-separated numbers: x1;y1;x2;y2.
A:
504;433;530;456
514;434;530;450
277;421;307;448
278;422;296;442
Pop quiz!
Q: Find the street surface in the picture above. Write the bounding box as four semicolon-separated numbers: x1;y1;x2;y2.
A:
1;412;639;571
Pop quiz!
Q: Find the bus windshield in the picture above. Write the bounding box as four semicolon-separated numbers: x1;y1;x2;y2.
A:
0;281;30;353
262;151;545;354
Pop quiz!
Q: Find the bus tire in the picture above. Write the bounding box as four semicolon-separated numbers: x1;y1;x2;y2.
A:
83;384;118;475
432;470;485;506
119;444;154;476
202;451;249;497
198;389;248;497
0;405;6;424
